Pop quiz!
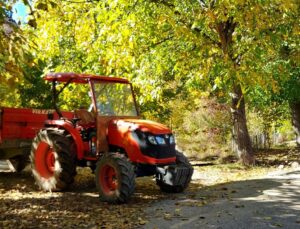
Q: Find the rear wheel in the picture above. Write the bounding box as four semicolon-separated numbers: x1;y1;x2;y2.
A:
156;151;193;193
95;153;135;203
30;128;76;191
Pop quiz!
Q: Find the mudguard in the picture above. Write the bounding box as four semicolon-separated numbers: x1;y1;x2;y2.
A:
45;120;85;159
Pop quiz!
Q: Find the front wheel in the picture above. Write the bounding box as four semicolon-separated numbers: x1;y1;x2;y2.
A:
95;153;135;204
30;128;76;191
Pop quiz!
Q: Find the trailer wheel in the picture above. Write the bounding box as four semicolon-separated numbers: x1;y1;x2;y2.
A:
95;153;135;204
9;151;30;172
156;151;193;193
30;129;76;191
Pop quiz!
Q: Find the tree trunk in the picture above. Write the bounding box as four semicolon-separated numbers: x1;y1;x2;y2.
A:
231;84;255;165
290;102;300;147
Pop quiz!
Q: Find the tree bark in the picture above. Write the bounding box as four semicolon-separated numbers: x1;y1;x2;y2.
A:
214;17;254;165
290;102;300;147
231;84;255;165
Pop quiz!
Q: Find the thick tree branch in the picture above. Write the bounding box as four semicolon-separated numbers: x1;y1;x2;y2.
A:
215;17;237;56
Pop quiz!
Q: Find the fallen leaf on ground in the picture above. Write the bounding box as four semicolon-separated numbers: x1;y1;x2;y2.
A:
164;213;172;220
174;208;181;216
271;222;282;227
138;217;148;225
264;216;272;220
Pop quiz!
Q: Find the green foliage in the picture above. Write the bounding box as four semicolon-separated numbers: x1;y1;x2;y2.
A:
58;84;90;111
248;86;291;127
18;59;53;109
130;0;298;94
30;0;136;76
277;120;294;139
0;1;30;85
0;0;35;107
280;66;300;103
30;0;298;105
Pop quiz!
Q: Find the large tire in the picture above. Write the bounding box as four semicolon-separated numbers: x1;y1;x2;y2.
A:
30;128;76;191
156;151;193;193
95;153;135;204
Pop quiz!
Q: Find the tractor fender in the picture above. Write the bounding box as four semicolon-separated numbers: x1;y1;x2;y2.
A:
45;120;84;160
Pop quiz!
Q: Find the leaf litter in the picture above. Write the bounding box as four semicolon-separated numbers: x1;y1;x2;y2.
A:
1;150;296;228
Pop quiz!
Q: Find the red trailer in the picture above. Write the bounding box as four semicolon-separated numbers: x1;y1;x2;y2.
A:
0;107;72;171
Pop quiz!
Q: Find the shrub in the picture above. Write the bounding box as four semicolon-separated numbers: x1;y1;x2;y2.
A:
170;98;232;160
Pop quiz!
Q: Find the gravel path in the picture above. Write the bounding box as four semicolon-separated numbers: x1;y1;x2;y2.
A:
143;168;300;229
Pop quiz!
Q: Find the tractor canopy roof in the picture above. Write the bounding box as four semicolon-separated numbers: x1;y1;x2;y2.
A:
44;72;129;84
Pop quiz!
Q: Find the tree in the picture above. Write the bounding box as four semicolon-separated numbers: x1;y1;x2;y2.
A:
0;0;32;107
282;61;300;147
125;0;298;165
246;4;299;147
29;0;298;165
250;13;300;148
280;39;300;147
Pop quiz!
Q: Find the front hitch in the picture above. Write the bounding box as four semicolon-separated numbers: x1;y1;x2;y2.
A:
156;164;193;187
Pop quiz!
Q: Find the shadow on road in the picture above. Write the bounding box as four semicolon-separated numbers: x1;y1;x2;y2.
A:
144;169;300;229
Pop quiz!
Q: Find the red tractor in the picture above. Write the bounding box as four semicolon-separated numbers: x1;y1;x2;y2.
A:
30;73;193;203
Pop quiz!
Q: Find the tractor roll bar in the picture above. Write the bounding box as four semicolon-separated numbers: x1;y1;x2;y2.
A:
52;78;73;118
45;72;129;84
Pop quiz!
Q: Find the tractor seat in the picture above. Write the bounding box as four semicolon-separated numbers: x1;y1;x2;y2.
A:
74;109;95;126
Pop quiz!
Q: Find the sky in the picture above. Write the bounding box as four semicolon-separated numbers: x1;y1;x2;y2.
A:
12;1;28;23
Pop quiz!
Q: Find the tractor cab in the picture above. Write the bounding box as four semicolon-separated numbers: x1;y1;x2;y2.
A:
44;73;175;164
45;73;138;156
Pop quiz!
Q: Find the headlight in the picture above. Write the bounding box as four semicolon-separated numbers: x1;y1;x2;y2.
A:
147;135;167;145
169;135;175;144
148;135;157;145
155;136;166;145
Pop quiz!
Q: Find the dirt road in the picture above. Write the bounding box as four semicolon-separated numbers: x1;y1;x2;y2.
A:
143;169;300;229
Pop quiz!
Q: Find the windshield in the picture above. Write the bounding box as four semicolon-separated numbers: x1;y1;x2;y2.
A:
57;83;90;111
93;82;138;116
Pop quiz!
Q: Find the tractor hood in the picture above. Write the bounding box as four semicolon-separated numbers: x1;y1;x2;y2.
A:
107;118;176;165
110;119;171;135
